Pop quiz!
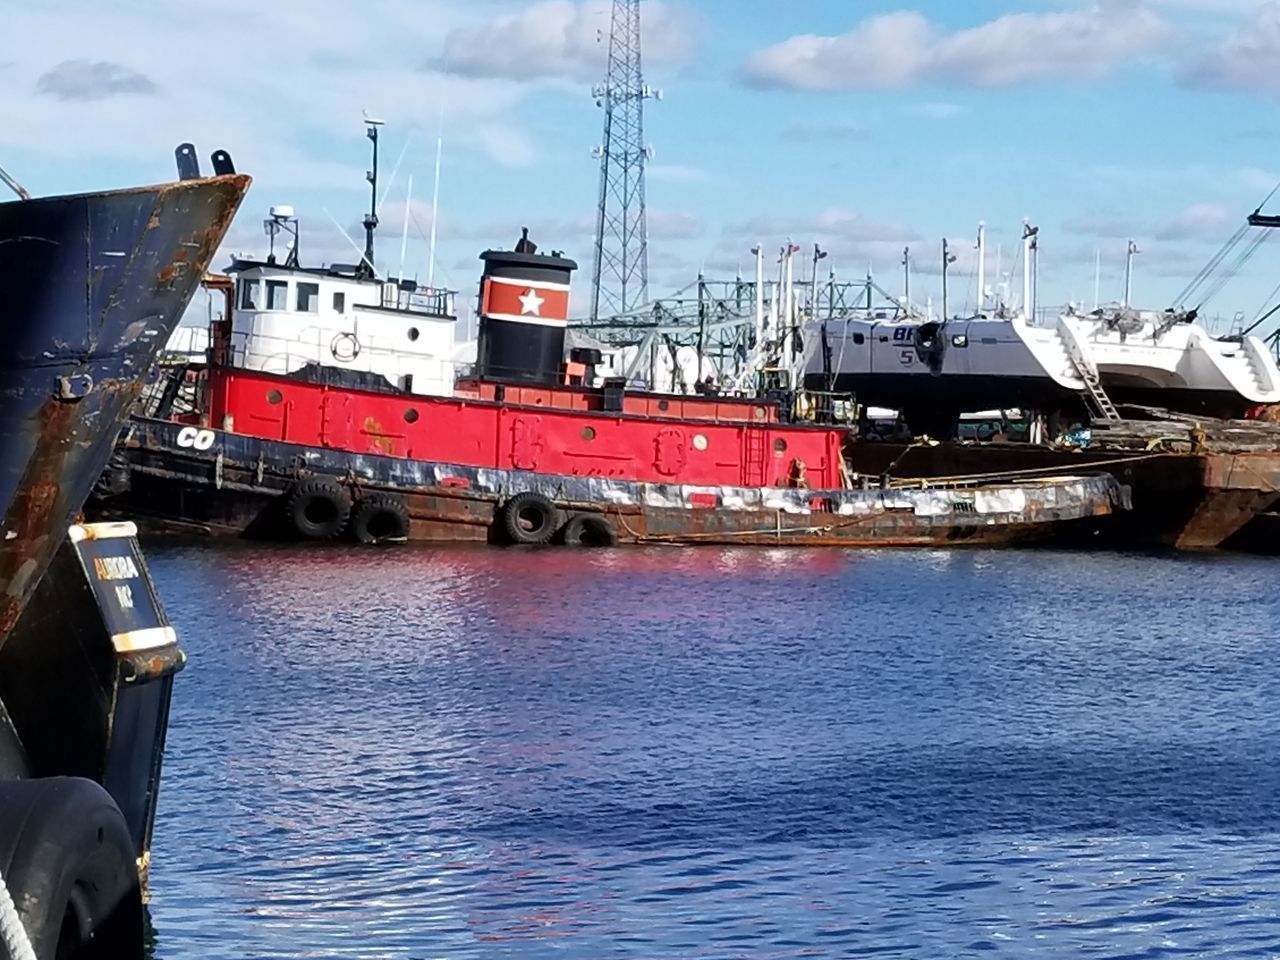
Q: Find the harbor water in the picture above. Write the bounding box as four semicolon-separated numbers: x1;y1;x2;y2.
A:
145;543;1280;959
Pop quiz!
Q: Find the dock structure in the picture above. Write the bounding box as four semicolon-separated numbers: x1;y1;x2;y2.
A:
574;270;907;395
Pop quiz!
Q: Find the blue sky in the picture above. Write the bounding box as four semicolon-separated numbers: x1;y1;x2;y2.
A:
5;0;1280;332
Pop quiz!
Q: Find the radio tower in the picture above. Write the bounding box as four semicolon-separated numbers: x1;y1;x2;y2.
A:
590;0;659;321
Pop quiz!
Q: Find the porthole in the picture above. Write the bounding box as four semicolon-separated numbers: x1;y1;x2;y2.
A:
773;438;788;453
408;327;420;342
404;408;420;423
266;389;283;405
658;399;670;411
581;426;597;441
692;434;708;451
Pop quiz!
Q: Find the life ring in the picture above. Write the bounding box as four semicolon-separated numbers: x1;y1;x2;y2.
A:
0;778;143;959
284;476;352;539
349;494;411;544
501;492;558;545
561;513;619;548
330;332;361;362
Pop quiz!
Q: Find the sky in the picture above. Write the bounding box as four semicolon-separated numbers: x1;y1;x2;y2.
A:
5;0;1280;333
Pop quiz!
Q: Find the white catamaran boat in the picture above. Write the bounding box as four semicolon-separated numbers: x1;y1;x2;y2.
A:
805;222;1280;433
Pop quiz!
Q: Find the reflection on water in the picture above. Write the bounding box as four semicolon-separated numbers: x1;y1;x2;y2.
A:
145;543;1280;958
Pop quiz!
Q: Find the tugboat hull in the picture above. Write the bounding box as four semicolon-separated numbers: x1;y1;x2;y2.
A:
95;416;1129;547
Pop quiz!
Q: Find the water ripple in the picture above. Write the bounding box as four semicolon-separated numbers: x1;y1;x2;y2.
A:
143;544;1280;958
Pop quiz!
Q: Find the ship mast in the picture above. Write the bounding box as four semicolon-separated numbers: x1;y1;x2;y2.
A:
361;116;384;279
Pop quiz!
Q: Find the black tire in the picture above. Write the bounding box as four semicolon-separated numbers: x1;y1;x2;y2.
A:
349;494;411;544
91;452;131;501
502;492;558;545
561;514;619;548
284;476;352;539
0;778;143;960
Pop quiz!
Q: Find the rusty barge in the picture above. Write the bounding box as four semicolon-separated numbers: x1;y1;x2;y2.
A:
849;415;1280;552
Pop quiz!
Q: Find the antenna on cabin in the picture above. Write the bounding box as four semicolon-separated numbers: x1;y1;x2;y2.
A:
361;114;385;279
264;205;299;268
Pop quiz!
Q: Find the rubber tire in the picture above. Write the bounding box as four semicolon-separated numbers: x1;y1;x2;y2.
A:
502;492;558;545
91;453;131;501
561;514;619;548
285;476;352;539
349;495;411;544
0;778;143;960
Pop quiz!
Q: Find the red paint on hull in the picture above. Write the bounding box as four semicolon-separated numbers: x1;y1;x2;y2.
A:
203;368;846;489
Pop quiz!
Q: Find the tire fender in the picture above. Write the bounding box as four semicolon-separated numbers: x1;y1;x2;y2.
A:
561;513;619;548
349;494;411;544
284;476;352;539
501;492;558;545
0;778;143;960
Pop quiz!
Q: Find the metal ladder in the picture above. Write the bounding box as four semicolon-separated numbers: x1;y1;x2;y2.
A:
1057;319;1121;421
1072;356;1121;421
744;427;767;486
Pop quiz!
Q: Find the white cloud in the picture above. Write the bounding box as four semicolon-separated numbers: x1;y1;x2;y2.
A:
719;209;920;277
742;3;1173;91
910;102;967;120
1181;1;1280;95
472;124;536;167
647;208;702;238
1155;202;1236;239
781;120;866;142
648;163;711;182
438;0;696;81
1063;202;1239;241
37;60;157;100
0;0;535;191
1063;212;1147;237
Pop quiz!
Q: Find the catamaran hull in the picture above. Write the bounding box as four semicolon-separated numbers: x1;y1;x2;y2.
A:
810;372;1258;424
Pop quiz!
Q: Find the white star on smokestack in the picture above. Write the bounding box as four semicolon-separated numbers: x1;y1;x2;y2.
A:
518;289;544;316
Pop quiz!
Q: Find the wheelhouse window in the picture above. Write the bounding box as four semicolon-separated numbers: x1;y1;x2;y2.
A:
239;279;260;310
265;280;289;311
297;282;320;313
333;292;346;313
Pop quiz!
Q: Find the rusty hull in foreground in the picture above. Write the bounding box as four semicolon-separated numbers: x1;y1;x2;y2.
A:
0;172;251;643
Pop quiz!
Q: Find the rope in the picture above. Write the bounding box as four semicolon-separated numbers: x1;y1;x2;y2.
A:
1251;276;1280;326
0;866;37;960
1257;179;1280;213
882;451;1168;487
1173;222;1250;308
1196;230;1273;310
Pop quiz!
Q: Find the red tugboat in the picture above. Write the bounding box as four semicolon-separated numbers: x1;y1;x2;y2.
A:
89;135;1127;546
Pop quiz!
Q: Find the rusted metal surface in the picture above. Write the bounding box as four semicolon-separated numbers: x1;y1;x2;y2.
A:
1174;489;1278;550
0;173;250;643
92;416;1127;548
847;440;1280;550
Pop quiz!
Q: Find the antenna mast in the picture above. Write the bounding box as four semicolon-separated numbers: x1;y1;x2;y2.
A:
361;116;384;278
590;0;659;321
